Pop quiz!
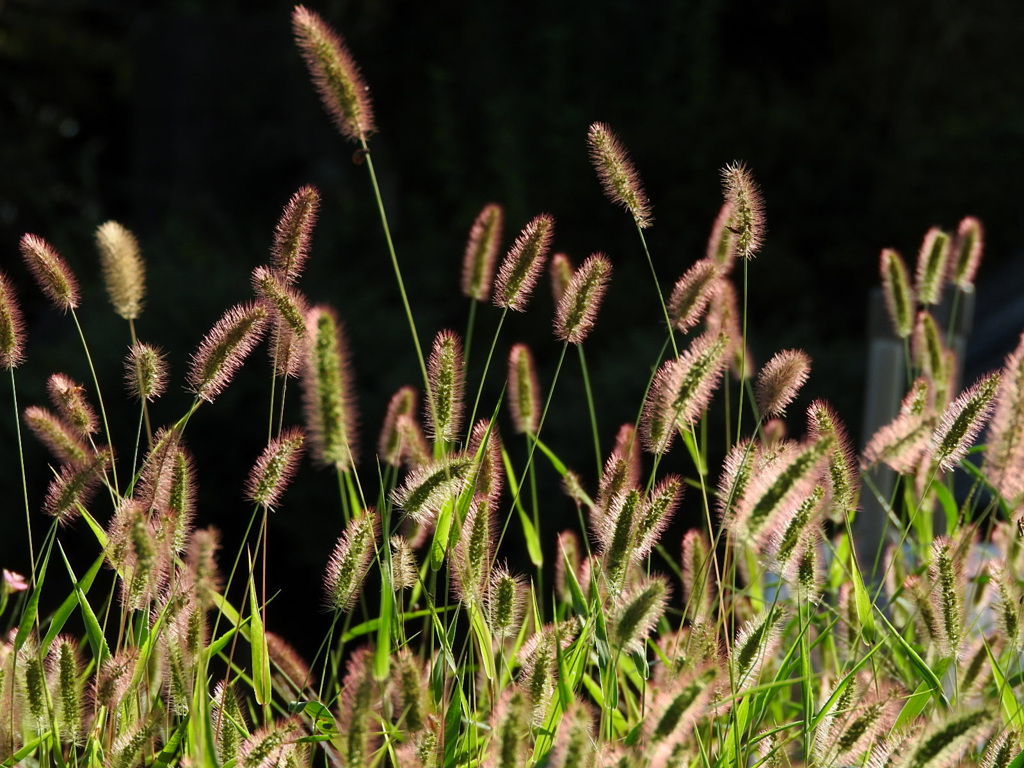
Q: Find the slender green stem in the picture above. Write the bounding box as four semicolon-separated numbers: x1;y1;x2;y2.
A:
577;345;602;477
70;309;118;491
636;227;678;358
10;369;35;581
128;318;152;448
467;308;507;433
464;297;478;370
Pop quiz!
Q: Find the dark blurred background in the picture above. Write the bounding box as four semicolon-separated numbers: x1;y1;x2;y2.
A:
2;0;1023;658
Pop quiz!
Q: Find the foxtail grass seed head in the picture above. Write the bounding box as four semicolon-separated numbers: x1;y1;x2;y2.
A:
302;305;359;470
597;488;641;588
985;333;1024;504
292;6;374;142
899;708;991;768
494;213;554;311
555;253;612;344
426;329;466;442
929;371;999;471
633;475;682;561
391;649;428;732
951;215;983;289
861;408;931;474
668;259;721;334
96;220;145;320
487;566;526;638
549;252;574;305
392;453;473;524
731;608;786;690
646;665;717;745
911;311;949;394
24;405;90;466
988;562;1021;651
755;349;811;418
336;647;380;768
185;526;222;607
245;427;305;509
766;484;825;582
681;529;714;621
238;716;304;768
379;386;418;466
914;227;951;306
807;400;860;523
555;530;582;604
0;271;26;370
929;537;965;660
981;729;1016;768
93;648;137;714
469;418;504;505
46;373;98;438
187;302;267;403
488;689;531;768
19;642;49;728
549;698;597;768
721;161;764;260
461;203;504;301
48;637;84;745
44;449;110;523
265;631;314;696
125;341;168;402
609;575;669;655
507;344;540;434
272;185;320;283
587;122;653;228
324;510;378;613
452;498;494;607
20;233;79;311
641;331;730;453
707;200;738;271
880;248;915;338
390;535;418;590
251;266;308;341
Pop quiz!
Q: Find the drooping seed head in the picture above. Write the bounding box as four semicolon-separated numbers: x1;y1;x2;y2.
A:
271;185;320;284
96;220;145;320
487;565;526;639
324;510;379;613
985;333;1024;505
716;438;755;526
899;707;991;768
549;252;574;306
880;248;915;339
245;427;305;509
392;453;473;524
632;474;682;561
807;400;860;523
861;409;931;474
507;343;540;434
731;607;786;691
124;341;168;402
187;302;268;403
706;200;738;272
646;664;718;745
302;305;359;470
20;233;79;311
668;259;721;334
0;270;26;370
755;349;811;418
266;631;315;697
426;329;465;443
44;449;111;523
609;574;669;655
493;213;555;311
379;386;419;466
914;227;951;306
292;6;374;143
928;371;1000;471
24;405;90;466
587;122;653;228
92;647;138;714
950;216;983;290
555;253;612;344
461;203;504;301
720;162;764;260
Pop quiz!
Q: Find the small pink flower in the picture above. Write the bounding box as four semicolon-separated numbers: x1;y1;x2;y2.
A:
3;569;28;592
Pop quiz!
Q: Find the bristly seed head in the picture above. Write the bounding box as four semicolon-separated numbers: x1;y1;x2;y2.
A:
379;386;419;467
245;427;305;510
46;373;98;438
507;343;540;435
929;371;1000;471
555;253;612;344
951;215;983;290
302;305;359;470
44;449;111;523
96;220;145;320
24;405;90;466
493;214;555;312
587;122;653;228
187;302;268;403
914;227;951;306
0;270;27;370
487;565;526;639
984;332;1024;505
324;510;378;613
880;248;915;339
720;162;765;260
755;349;811;418
292;6;375;143
20;233;80;312
271;185;320;284
426;329;466;443
125;341;168;402
668;259;721;334
609;574;669;655
461;203;504;302
807;400;860;523
549;252;574;306
706;200;738;271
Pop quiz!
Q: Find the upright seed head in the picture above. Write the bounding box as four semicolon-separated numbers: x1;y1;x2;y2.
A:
324;510;378;613
928;536;965;660
379;386;419;466
597;489;642;590
461;203;504;301
880;248;915;339
911;311;950;402
731;608;786;690
187;302;268;403
721;162;765;260
587;122;653;228
0;271;26;370
92;648;138;713
984;333;1024;505
554;530;582;605
706;200;738;271
668;259;721;334
391;649;428;732
929;371;1000;471
389;536;418;591
549;252;574;306
950;216;983;290
336;648;380;768
507;344;540;435
493;214;555;312
555;253;612;344
44;449;111;523
609;574;669;655
124;341;168;402
487;566;526;639
302;305;359;470
96;220;145;320
245;427;305;509
251;267;309;379
681;528;714;620
292;6;374;143
755;349;811;418
452;498;494;607
185;526;222;608
48;636;83;745
426;330;465;443
633;475;682;561
20;233;79;311
914;227;951;306
272;185;320;284
46;373;98;438
807;400;860;523
468;419;504;506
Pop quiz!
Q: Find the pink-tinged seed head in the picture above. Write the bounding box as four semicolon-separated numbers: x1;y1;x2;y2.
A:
951;215;983;290
292;6;374;143
914;226;951;306
555;253;612;344
271;185;320;284
755;348;811;418
302;305;359;470
587;122;653;229
125;342;169;402
493;213;555;312
984;333;1024;505
46;373;99;438
0;271;27;370
720;162;765;260
668;259;721;334
186;302;268;403
426;329;466;443
20;233;79;311
461;203;504;301
549;252;574;306
706;200;738;272
928;371;1000;471
507;343;540;434
880;248;915;339
245;427;305;510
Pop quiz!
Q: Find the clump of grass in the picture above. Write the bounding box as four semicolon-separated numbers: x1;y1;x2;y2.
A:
2;7;1023;768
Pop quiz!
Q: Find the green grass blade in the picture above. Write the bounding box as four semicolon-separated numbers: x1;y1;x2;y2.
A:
248;569;270;706
501;445;543;566
57;544;109;664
